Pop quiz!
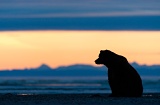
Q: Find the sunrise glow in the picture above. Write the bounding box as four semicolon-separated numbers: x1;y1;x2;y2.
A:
0;31;160;70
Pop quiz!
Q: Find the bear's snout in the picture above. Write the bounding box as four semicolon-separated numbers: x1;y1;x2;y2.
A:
95;58;102;64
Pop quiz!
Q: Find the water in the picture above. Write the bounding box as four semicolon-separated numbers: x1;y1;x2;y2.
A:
0;76;160;95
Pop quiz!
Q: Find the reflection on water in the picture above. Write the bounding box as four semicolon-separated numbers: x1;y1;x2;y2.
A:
27;83;101;86
0;76;160;94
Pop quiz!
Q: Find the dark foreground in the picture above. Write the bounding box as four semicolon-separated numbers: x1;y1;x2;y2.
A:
0;93;160;105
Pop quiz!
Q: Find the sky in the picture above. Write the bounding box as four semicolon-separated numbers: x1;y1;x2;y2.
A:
0;0;160;18
0;31;160;70
0;0;160;70
0;0;160;30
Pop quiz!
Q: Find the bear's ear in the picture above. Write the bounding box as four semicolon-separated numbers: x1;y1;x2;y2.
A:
100;50;104;52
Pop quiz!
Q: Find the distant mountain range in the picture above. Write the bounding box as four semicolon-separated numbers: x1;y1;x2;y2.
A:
0;62;160;77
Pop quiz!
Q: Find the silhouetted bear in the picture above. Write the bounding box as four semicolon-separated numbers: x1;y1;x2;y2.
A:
95;50;143;97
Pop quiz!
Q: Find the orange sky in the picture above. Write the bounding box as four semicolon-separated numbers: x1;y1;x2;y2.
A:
0;30;160;70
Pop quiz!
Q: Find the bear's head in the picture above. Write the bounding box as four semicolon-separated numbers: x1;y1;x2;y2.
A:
95;50;121;67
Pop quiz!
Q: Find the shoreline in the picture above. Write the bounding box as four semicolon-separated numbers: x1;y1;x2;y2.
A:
0;93;160;105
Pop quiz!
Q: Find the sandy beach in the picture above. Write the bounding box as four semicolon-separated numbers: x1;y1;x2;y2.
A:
0;93;160;105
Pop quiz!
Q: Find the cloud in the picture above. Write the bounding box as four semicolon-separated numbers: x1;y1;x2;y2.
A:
0;0;160;18
1;11;160;18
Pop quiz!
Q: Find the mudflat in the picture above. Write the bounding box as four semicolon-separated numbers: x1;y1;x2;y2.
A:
0;93;160;105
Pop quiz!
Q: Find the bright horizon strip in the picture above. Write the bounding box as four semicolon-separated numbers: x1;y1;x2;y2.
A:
0;30;160;70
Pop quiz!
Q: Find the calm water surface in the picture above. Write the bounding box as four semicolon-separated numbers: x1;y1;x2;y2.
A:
0;76;159;95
